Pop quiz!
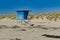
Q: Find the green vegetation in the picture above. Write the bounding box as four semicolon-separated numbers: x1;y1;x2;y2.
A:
0;12;60;21
28;12;60;21
0;14;17;19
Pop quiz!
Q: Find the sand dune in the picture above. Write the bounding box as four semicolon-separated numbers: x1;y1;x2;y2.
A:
0;18;60;40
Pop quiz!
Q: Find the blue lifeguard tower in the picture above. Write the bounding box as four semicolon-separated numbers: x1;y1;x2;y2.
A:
17;10;29;20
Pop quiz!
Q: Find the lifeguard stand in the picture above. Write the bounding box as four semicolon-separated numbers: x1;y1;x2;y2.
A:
17;10;29;24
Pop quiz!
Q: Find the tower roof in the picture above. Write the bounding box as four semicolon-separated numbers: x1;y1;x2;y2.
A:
17;10;29;12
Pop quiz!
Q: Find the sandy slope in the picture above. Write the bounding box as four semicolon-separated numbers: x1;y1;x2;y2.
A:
0;18;21;27
0;18;60;40
30;17;60;27
0;28;60;40
0;17;60;27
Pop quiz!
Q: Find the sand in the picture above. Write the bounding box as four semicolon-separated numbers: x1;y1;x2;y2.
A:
0;18;60;40
0;28;60;40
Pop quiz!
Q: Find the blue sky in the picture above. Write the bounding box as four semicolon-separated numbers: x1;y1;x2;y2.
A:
0;0;60;14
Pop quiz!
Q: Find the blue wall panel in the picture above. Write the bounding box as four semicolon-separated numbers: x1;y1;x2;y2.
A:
24;11;28;19
17;12;24;20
